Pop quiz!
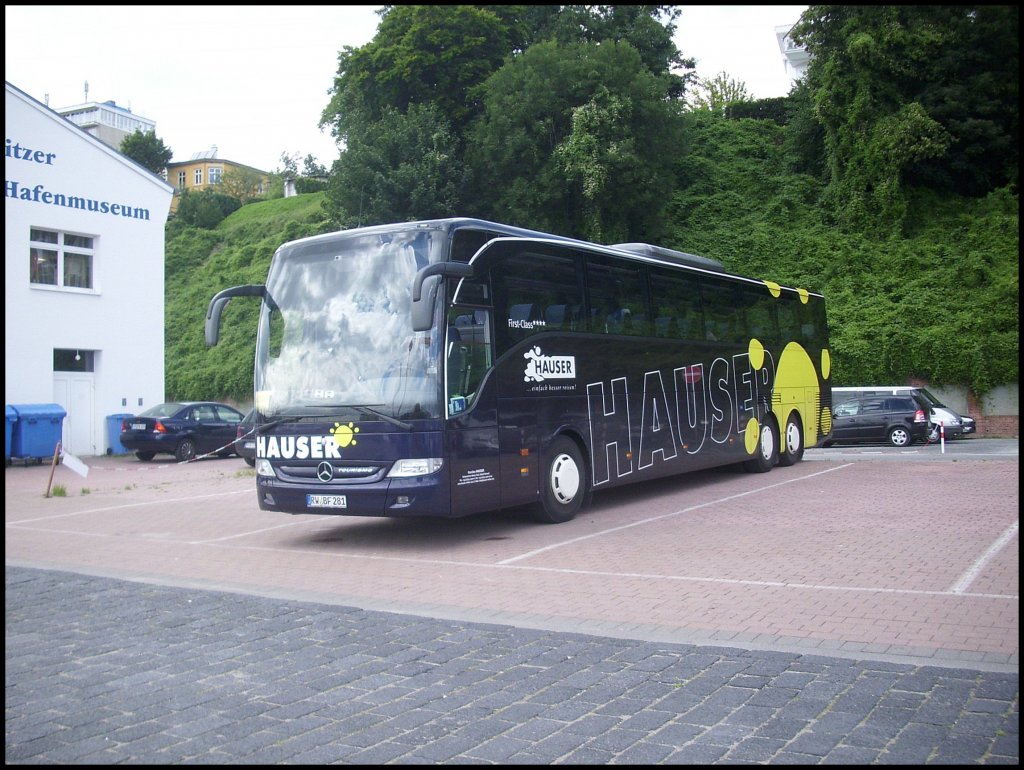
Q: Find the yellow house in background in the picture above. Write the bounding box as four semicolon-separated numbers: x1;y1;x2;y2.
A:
165;146;269;213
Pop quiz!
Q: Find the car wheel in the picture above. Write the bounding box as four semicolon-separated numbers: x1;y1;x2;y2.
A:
244;457;255;467
777;412;804;467
175;438;198;463
534;436;587;524
888;426;912;447
134;451;156;462
743;419;779;473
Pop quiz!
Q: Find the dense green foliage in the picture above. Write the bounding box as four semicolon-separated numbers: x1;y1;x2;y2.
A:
791;5;1019;231
173;189;241;229
164;195;334;403
164;4;1018;404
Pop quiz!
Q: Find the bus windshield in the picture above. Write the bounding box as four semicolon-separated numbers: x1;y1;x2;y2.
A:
254;227;445;421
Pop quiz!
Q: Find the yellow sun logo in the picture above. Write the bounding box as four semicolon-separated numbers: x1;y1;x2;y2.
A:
330;422;359;448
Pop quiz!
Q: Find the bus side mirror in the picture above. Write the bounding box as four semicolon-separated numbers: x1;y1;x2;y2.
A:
205;285;266;346
411;263;474;332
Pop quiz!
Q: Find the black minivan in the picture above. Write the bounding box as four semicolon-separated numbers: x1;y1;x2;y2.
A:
824;395;929;447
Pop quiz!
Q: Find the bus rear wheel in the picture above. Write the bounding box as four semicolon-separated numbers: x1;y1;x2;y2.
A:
777;412;804;467
535;436;587;524
743;419;779;473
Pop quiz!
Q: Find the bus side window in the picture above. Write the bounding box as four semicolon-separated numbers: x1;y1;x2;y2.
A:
650;267;703;342
702;283;743;343
491;248;583;354
585;255;647;336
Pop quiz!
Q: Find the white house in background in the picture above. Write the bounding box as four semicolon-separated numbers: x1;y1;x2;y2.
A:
775;23;810;89
5;81;173;457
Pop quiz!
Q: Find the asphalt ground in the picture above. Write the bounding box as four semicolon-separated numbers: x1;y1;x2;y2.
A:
5;438;1019;764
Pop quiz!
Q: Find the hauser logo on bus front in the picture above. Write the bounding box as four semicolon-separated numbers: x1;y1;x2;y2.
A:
524;346;576;384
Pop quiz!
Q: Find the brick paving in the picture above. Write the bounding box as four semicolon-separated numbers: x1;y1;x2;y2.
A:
5;440;1019;764
6;566;1019;764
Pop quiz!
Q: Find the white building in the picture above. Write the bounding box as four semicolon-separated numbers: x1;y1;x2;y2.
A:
55;96;157;153
5;81;173;457
775;23;810;89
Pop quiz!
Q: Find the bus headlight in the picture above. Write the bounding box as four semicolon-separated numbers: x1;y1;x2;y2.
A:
255;458;275;477
387;458;443;477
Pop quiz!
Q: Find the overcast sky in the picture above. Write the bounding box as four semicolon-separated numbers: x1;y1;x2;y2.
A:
5;5;807;173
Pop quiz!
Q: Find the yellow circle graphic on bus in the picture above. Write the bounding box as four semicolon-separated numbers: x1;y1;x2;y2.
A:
331;422;359;448
744;417;761;454
748;338;766;370
773;341;821;439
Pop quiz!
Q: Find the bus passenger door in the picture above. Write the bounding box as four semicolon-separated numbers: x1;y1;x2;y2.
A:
446;307;502;515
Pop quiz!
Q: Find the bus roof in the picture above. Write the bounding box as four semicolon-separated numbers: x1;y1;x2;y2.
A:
307;217;729;271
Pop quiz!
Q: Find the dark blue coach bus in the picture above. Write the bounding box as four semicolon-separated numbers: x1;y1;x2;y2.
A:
206;218;833;523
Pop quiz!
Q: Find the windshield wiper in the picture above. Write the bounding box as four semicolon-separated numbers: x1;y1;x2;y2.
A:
352;405;413;432
263;404;414;432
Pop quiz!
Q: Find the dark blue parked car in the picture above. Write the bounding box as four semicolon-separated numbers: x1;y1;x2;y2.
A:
120;402;244;462
233;408;257;467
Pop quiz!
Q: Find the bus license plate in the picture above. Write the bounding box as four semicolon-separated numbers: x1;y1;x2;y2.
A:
307;494;347;509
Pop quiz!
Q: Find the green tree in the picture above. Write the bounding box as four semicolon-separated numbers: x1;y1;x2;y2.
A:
790;5;1019;231
686;71;752;114
321;4;512;145
302;154;327;178
219;166;266;204
119;130;173;175
324;102;464;227
466;40;684;241
527;4;692;97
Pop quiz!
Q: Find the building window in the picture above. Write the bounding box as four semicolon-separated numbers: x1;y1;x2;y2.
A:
54;349;95;373
209;166;222;184
29;228;95;290
177;170;186;189
194;168;203;185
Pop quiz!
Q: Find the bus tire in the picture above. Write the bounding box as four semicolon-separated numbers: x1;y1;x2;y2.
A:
777;412;804;466
743;419;778;473
535;436;587;524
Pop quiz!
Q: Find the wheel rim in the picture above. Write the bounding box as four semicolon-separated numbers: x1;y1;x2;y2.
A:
892;429;909;446
785;420;801;454
760;424;776;460
550;453;580;504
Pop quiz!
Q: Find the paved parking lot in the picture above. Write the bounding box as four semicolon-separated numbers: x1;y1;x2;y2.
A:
5;440;1019;763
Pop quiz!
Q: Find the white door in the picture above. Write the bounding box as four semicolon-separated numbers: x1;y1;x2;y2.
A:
52;373;96;456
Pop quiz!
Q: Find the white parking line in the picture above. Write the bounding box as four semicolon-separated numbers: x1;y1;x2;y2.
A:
5;489;251;525
497;464;853;565
949;520;1019;594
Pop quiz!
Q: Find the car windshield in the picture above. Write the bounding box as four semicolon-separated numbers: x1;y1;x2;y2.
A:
915;388;947;408
254;226;447;421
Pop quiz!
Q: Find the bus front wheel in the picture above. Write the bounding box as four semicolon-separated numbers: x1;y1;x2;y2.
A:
536;436;587;524
743;419;779;473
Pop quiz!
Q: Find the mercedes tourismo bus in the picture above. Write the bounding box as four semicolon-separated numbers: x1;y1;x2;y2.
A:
206;218;833;523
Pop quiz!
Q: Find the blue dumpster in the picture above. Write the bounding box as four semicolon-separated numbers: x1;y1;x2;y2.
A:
5;405;17;462
106;413;135;455
9;403;66;461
